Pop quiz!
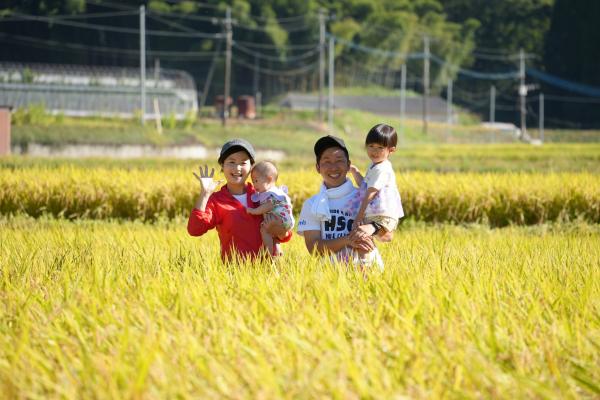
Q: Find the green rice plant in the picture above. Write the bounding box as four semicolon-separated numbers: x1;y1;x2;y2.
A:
1;168;599;225
0;218;598;398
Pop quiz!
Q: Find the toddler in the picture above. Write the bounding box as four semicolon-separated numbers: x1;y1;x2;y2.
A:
246;161;295;257
350;123;404;262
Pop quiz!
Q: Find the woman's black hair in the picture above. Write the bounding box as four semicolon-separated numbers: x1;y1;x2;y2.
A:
365;124;397;148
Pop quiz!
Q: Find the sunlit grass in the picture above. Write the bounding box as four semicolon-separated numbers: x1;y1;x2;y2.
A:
1;168;599;225
1;218;598;398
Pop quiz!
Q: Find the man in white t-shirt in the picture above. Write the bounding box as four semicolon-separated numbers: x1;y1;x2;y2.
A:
297;135;392;270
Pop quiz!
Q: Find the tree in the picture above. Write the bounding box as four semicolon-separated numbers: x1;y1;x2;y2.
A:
543;0;600;126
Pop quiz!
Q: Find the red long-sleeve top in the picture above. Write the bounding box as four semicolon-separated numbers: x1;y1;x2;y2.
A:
187;183;292;261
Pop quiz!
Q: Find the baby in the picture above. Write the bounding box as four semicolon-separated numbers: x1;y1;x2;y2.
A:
246;161;295;257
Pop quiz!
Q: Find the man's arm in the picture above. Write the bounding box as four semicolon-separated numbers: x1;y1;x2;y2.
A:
303;229;375;255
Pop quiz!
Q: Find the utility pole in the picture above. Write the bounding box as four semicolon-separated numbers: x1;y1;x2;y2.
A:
154;58;160;87
199;40;222;110
539;93;544;143
253;55;261;118
222;6;232;126
422;35;430;135
318;9;326;122
139;5;146;125
446;78;453;141
490;85;496;123
253;55;259;101
400;63;406;145
519;48;526;140
328;36;334;133
447;79;453;124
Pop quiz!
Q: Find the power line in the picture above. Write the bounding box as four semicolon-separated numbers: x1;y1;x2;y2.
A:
541;94;600;104
232;41;319;62
232;56;318;76
146;12;202;33
232;40;318;50
4;13;225;38
527;68;600;98
0;32;221;59
331;35;425;60
146;9;221;23
0;10;138;21
232;21;315;33
161;0;319;24
85;0;140;11
430;54;519;80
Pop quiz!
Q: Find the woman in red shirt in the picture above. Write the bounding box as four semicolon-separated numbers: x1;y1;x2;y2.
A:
187;139;292;261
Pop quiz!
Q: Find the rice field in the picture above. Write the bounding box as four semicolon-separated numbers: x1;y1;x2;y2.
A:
1;141;599;399
1;167;599;225
1;217;599;398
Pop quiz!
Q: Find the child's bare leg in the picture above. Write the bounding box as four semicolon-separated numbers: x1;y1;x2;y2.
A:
273;241;282;257
260;225;276;256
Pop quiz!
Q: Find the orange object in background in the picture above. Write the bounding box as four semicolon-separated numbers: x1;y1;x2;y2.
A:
214;95;233;118
0;106;11;156
237;95;256;119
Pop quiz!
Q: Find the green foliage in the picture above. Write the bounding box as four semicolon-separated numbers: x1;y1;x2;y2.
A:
182;109;197;130
162;113;177;130
11;104;50;125
21;68;34;84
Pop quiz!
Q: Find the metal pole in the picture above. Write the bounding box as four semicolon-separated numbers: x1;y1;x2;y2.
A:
318;9;325;122
490;85;496;123
446;79;453;142
253;55;259;101
222;6;232;126
422;36;430;135
154;58;160;87
400;63;406;144
199;40;222;110
139;5;146;125
447;79;453;124
539;93;544;142
519;48;527;140
328;36;334;133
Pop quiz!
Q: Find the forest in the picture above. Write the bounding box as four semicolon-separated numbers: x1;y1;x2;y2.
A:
1;0;599;126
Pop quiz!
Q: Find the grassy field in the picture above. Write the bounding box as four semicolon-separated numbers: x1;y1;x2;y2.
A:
3;106;600;397
11;106;600;153
1;168;599;225
4;141;600;173
1;218;598;398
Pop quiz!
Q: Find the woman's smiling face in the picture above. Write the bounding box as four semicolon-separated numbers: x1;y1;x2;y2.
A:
222;150;252;187
317;146;350;189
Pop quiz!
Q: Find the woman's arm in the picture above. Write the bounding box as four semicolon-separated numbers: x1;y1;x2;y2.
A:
187;203;217;236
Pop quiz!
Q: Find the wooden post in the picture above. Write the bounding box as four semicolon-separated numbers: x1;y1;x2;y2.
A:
0;107;11;156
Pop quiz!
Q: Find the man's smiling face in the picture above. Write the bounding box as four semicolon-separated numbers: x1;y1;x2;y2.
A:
316;146;350;189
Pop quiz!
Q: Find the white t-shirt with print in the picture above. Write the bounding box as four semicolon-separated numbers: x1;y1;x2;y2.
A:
297;180;383;270
363;159;404;219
